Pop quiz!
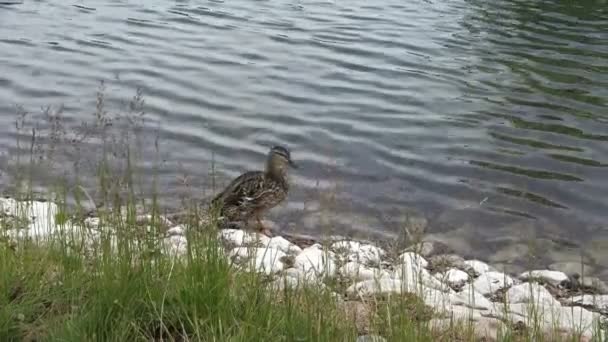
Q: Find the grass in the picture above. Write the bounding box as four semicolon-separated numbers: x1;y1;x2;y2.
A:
0;83;605;341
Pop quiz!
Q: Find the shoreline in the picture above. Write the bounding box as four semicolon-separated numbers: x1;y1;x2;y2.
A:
1;196;607;341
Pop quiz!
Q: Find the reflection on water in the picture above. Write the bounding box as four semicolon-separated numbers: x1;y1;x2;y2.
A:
0;0;607;263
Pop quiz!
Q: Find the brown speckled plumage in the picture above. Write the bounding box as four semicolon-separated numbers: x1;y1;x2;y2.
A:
211;146;297;235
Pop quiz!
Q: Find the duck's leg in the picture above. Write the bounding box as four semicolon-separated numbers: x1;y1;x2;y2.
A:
255;212;273;237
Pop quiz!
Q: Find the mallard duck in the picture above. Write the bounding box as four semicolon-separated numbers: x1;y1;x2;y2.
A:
211;145;298;236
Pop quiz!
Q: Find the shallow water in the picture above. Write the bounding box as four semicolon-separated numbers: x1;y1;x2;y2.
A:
1;0;607;265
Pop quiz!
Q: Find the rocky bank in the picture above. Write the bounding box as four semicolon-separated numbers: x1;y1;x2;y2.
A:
1;197;606;341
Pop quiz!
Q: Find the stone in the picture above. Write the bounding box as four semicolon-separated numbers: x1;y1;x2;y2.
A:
436;268;469;289
269;275;302;291
283;267;322;284
519;270;569;286
472;271;514;296
84;217;101;228
219;229;245;246
428;254;466;273
392;260;449;292
166;225;185;236
398;252;429;269
580;277;608;294
463;259;493;275
567;294;608;314
403;241;445;258
230;247;286;275
356;335;387;342
340;262;390;282
0;198;59;238
450;286;494;311
347;278;404;297
506;283;560;307
430;316;503;340
549;261;595;277
263;236;302;255
332;240;385;266
163;235;188;257
294;245;337;278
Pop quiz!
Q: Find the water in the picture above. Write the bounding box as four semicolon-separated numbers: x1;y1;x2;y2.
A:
1;0;607;265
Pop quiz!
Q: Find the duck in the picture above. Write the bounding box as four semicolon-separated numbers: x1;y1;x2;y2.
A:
210;145;298;236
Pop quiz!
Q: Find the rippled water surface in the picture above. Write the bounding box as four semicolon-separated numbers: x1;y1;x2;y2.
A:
1;0;607;261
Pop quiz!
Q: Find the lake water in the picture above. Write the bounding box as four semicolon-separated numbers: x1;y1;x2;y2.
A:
1;0;607;268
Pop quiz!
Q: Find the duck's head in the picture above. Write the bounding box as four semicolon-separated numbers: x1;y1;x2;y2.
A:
266;145;298;178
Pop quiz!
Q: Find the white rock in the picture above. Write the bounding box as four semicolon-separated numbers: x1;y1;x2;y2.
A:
506;283;560;307
464;259;492;275
166;225;185;236
398;252;428;269
294;245;337;278
231;247;286;275
283;267;322;284
506;302;601;339
219;229;245;246
450;286;494;311
347;278;405;296
242;231;271;246
84;217;101;229
356;335;387;342
392;260;448;292
0;198;59;238
331;240;385;266
269;275;302;291
163;235;188;257
339;262;390;282
273;268;327;289
567;294;608;312
264;236;302;255
519;270;568;286
437;268;469;287
435;305;485;322
473;271;514;296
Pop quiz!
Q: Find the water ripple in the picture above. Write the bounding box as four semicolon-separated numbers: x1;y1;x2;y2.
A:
0;0;607;250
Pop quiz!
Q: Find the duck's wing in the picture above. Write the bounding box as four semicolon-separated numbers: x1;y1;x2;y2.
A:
211;171;266;208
